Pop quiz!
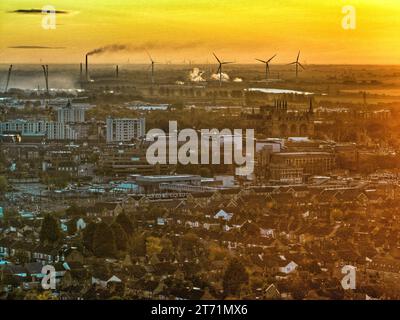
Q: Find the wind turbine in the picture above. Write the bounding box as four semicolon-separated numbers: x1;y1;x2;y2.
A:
255;54;276;80
146;51;157;84
287;51;304;78
213;53;234;86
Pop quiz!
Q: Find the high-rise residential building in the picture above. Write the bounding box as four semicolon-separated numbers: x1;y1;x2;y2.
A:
106;117;146;143
46;122;79;140
0;101;87;140
57;100;85;123
0;119;47;134
0;119;78;140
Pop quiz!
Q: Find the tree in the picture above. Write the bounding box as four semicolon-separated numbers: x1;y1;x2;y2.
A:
111;223;129;251
39;214;62;245
83;222;97;252
14;250;30;264
92;222;117;258
0;175;8;193
130;232;146;257
305;261;321;274
115;212;134;235
147;206;165;220
330;208;344;223
2;208;18;224
66;217;78;236
181;232;201;254
146;236;163;256
222;258;249;297
160;238;174;256
36;290;58;300
208;243;229;261
66;203;85;216
42;172;71;189
284;277;309;300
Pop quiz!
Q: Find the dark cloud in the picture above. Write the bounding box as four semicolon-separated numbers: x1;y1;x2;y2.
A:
9;46;66;49
9;9;69;14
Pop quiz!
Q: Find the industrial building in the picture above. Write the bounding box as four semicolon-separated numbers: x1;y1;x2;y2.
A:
135;175;202;193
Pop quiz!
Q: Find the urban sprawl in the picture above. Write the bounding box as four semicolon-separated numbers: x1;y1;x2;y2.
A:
1;62;400;300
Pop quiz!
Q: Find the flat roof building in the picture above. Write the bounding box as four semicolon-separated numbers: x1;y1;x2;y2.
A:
271;152;335;175
135;174;201;193
57;101;85;123
106;117;145;143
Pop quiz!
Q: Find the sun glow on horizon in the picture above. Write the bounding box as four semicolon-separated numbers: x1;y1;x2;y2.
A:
0;0;400;64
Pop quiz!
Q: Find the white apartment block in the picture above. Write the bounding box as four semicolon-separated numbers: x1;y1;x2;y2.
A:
57;101;85;123
46;122;78;140
106;117;146;143
0;119;78;140
0;119;47;133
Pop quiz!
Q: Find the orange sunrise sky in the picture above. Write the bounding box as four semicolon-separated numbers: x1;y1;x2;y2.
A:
0;0;399;64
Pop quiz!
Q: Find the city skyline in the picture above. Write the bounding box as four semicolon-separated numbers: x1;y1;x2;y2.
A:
2;0;400;305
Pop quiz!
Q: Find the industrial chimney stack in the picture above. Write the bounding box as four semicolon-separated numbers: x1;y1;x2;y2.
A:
4;65;13;93
85;54;89;81
42;65;49;95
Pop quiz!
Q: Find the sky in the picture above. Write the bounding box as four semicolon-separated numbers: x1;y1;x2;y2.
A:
0;0;400;64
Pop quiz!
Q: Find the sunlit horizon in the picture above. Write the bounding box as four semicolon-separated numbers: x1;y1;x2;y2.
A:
1;0;400;64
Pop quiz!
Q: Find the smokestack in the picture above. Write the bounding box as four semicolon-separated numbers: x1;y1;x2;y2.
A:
116;65;119;78
4;65;12;93
85;54;88;81
46;65;49;94
42;65;49;95
80;63;83;80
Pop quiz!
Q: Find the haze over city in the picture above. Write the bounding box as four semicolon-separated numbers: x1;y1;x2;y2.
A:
2;0;400;308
